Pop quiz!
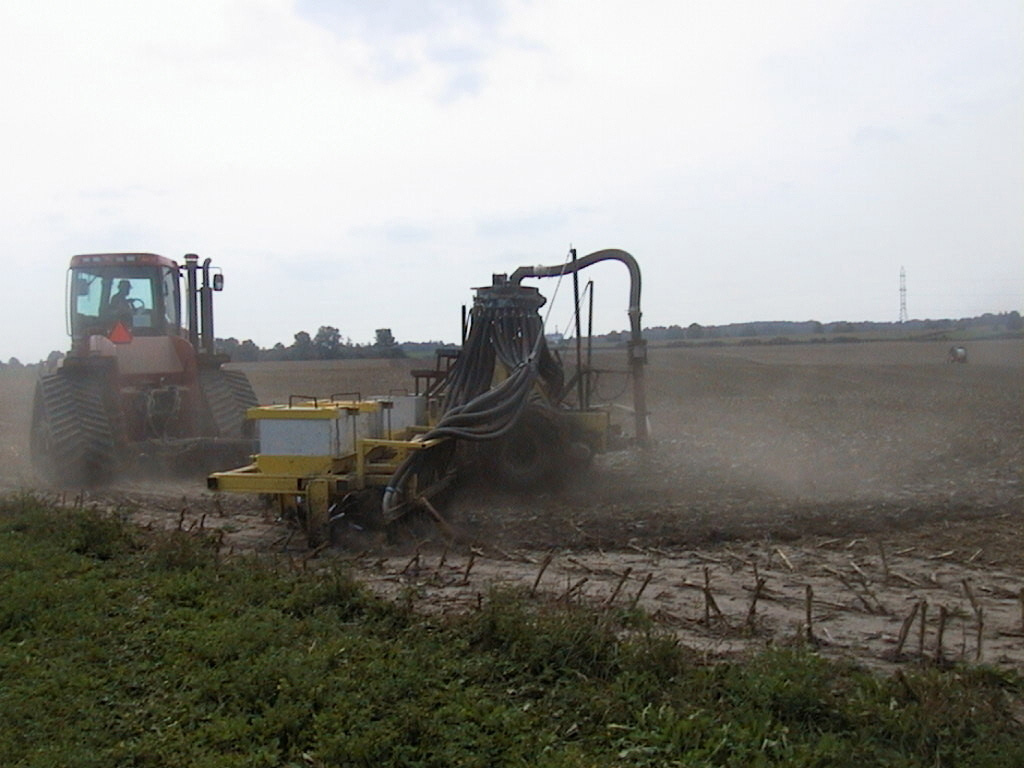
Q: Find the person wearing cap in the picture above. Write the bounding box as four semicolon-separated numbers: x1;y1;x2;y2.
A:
108;279;134;326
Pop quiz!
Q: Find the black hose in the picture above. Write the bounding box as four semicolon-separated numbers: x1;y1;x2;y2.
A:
383;281;562;517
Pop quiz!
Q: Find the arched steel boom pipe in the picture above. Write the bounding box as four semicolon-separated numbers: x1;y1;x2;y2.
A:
509;249;649;447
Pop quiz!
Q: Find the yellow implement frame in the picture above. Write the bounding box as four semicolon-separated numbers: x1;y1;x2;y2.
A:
208;394;616;546
208;398;443;544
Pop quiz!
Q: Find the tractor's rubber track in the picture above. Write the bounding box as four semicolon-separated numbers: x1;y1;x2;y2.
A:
31;372;117;487
198;368;259;439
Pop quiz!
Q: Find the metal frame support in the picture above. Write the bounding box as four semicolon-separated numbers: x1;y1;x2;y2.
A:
509;249;650;447
304;478;331;547
184;254;200;350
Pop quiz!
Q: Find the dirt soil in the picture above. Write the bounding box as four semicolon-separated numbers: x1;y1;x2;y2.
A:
2;339;1022;671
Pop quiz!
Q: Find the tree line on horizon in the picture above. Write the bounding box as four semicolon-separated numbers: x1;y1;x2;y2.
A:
5;311;1019;369
216;311;1022;363
637;310;1022;344
218;327;409;363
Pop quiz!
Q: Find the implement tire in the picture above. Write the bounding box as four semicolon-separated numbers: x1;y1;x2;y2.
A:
490;407;564;492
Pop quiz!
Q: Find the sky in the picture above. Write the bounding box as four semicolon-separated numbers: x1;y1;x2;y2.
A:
1;0;1021;362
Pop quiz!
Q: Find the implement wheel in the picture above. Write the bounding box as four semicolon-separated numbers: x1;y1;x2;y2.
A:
490;407;565;491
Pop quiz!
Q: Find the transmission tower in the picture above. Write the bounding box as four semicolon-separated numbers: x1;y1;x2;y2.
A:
899;267;908;324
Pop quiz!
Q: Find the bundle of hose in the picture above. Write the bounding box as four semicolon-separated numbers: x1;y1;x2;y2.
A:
425;360;537;442
384;278;568;516
441;307;542;413
384;317;541;516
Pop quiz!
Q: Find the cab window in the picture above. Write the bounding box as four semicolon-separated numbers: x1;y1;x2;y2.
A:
162;267;180;331
69;268;164;337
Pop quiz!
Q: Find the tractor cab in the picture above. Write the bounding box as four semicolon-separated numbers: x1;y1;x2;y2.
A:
67;252;225;361
69;253;182;345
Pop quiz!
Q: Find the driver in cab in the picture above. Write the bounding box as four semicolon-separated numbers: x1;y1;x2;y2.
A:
108;279;134;326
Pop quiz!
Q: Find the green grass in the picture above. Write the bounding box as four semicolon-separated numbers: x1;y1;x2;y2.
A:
1;495;1021;767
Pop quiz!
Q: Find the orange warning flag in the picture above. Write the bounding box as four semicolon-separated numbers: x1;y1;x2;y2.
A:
109;321;133;344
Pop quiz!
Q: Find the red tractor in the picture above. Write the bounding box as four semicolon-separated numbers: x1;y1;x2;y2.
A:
30;253;258;485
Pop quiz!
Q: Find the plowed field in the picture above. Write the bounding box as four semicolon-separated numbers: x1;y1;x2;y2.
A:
2;339;1021;670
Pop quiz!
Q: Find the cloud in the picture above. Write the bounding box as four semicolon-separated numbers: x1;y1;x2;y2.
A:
476;209;573;239
295;0;504;99
852;126;904;146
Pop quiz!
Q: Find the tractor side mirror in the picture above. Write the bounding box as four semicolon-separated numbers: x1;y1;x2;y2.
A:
212;273;224;291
